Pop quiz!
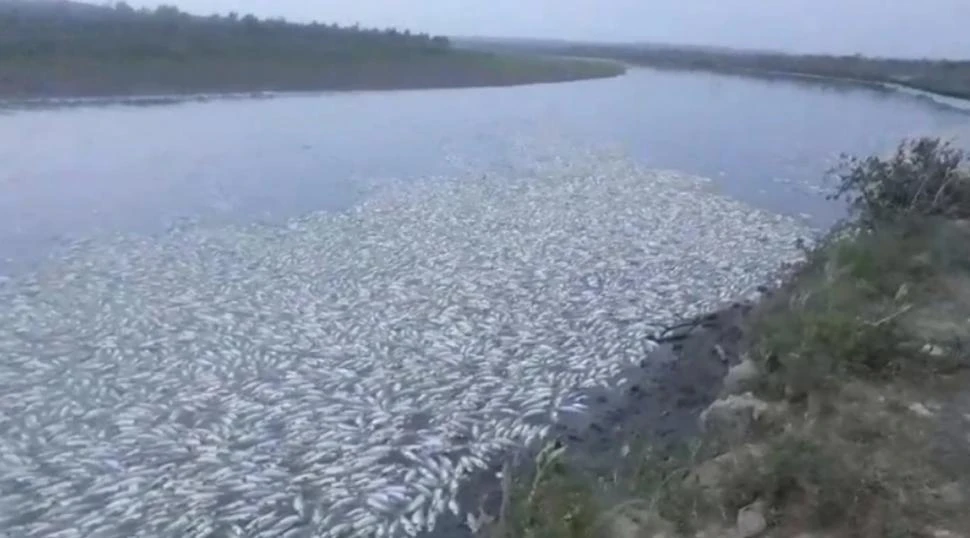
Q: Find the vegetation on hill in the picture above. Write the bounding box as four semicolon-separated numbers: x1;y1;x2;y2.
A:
488;138;970;537
0;1;624;98
461;39;970;100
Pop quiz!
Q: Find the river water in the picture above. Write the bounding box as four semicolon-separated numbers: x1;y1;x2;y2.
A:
2;67;970;538
1;67;968;273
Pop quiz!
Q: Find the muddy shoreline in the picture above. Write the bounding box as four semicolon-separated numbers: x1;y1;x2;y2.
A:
416;293;761;537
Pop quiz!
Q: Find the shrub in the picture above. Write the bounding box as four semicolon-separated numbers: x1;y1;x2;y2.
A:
746;227;924;400
828;137;970;228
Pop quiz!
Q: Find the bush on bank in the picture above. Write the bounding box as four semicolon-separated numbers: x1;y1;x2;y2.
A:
488;137;970;538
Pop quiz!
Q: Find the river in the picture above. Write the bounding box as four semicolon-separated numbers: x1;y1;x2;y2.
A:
1;67;968;275
2;67;970;538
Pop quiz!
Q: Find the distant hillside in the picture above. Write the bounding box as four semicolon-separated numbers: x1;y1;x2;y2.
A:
0;1;625;98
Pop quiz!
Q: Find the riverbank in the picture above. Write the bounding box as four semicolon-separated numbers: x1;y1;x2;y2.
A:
457;39;970;102
485;138;970;537
408;299;760;538
604;50;970;101
0;51;625;100
0;1;624;99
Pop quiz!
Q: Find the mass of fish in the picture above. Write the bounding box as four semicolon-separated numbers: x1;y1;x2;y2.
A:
0;140;812;537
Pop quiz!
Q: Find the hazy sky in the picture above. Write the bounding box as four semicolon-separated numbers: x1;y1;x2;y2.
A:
125;0;970;59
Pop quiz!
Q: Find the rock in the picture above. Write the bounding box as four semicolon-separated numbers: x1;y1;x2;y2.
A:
736;499;767;537
921;343;946;357
700;393;772;443
721;356;760;396
908;402;934;418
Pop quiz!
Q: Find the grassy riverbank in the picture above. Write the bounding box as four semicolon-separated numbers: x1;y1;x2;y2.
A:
486;138;970;537
0;1;624;99
458;38;970;100
0;52;624;99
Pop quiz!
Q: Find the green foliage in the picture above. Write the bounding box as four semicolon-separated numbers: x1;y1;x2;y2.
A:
718;429;937;536
497;441;705;538
746;213;970;401
0;0;451;63
497;139;970;538
748;233;912;398
720;436;866;525
828;138;970;229
499;445;601;538
747;139;970;397
0;1;624;97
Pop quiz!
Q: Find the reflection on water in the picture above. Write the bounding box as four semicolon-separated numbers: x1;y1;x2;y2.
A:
1;68;967;274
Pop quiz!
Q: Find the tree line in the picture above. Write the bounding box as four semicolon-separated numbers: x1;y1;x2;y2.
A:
0;0;452;62
554;44;970;100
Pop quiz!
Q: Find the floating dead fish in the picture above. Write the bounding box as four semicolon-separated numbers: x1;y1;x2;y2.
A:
0;137;813;538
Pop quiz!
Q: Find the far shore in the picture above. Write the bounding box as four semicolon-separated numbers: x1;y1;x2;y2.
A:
0;53;626;102
0;1;625;102
455;38;970;105
630;62;970;110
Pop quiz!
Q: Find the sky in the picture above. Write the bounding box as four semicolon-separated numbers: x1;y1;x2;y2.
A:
123;0;970;59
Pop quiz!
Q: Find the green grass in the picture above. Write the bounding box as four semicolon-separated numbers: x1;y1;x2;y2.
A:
494;139;970;538
0;50;625;99
497;219;969;538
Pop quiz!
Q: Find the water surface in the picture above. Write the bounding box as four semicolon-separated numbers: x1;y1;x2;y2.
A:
1;68;967;273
